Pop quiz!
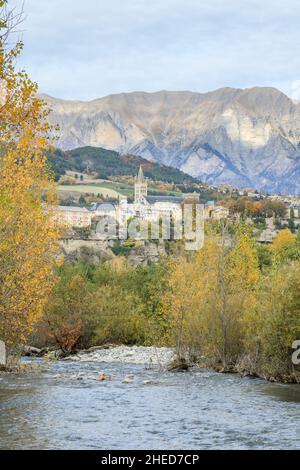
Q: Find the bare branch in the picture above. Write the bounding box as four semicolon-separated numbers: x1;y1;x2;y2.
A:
0;1;25;48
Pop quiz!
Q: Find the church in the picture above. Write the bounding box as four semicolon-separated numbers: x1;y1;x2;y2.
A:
130;166;185;220
91;166;185;223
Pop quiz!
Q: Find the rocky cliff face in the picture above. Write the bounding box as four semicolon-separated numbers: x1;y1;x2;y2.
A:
44;87;300;194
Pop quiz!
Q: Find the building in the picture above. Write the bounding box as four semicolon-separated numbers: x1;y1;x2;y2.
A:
90;168;233;228
256;227;278;244
203;201;229;221
134;166;148;203
288;205;300;218
56;168;233;231
210;206;230;221
132;166;185;220
89;166;186;225
204;201;215;219
54;206;92;228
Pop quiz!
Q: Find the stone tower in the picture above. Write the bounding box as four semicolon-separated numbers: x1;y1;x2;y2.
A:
134;166;147;203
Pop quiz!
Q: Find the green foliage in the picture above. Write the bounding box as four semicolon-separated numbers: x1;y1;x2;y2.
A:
78;194;87;206
253;217;266;230
256;244;272;269
249;263;300;379
34;259;170;350
32;221;300;382
288;218;296;231
47;146;198;184
111;241;133;256
162;224;300;381
91;285;147;345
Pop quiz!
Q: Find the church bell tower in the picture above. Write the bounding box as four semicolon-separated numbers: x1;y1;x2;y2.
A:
134;166;147;203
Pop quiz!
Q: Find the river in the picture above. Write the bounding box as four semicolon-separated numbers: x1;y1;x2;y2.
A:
0;358;299;449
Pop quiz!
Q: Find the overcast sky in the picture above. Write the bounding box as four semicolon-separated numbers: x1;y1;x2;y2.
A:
12;0;300;100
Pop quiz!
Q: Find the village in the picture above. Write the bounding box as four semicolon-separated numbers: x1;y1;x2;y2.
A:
54;166;300;248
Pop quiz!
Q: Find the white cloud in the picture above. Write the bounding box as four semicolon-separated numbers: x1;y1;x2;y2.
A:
10;0;300;99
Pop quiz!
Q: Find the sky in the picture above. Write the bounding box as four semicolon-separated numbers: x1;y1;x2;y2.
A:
11;0;300;101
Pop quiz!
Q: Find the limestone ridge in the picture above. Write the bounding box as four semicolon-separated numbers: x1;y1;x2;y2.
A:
43;87;300;194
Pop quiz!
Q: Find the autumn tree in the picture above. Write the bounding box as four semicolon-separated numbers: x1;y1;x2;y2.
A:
247;263;300;380
271;228;296;264
163;223;260;369
262;200;287;219
0;1;60;348
32;258;172;351
38;268;95;353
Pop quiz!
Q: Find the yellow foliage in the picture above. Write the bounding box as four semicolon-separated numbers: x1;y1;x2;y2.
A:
271;229;295;254
162;225;260;367
108;256;127;273
0;10;60;347
245;262;300;379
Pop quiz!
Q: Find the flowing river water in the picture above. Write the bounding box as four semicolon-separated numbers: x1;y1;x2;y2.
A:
0;356;299;450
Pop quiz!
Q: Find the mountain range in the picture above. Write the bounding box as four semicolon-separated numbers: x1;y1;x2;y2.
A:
43;87;300;195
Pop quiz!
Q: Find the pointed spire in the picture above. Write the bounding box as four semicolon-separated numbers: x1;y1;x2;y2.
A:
137;165;144;182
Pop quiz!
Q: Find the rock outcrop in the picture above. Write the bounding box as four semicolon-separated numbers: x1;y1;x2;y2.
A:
127;241;166;266
44;87;300;194
60;238;115;264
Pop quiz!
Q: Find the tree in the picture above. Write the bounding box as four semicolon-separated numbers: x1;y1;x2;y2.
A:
78;194;86;206
39;269;94;352
288;218;295;232
262;200;287;218
256;244;272;269
162;223;260;369
92;285;146;346
251;263;300;380
0;2;60;348
271;229;295;258
162;253;200;358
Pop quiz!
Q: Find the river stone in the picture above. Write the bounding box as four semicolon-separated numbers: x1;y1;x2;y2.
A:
122;377;133;384
23;345;42;356
167;355;189;371
0;340;6;369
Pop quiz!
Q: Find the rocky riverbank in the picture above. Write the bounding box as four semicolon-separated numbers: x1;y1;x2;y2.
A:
21;344;300;382
62;345;176;367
